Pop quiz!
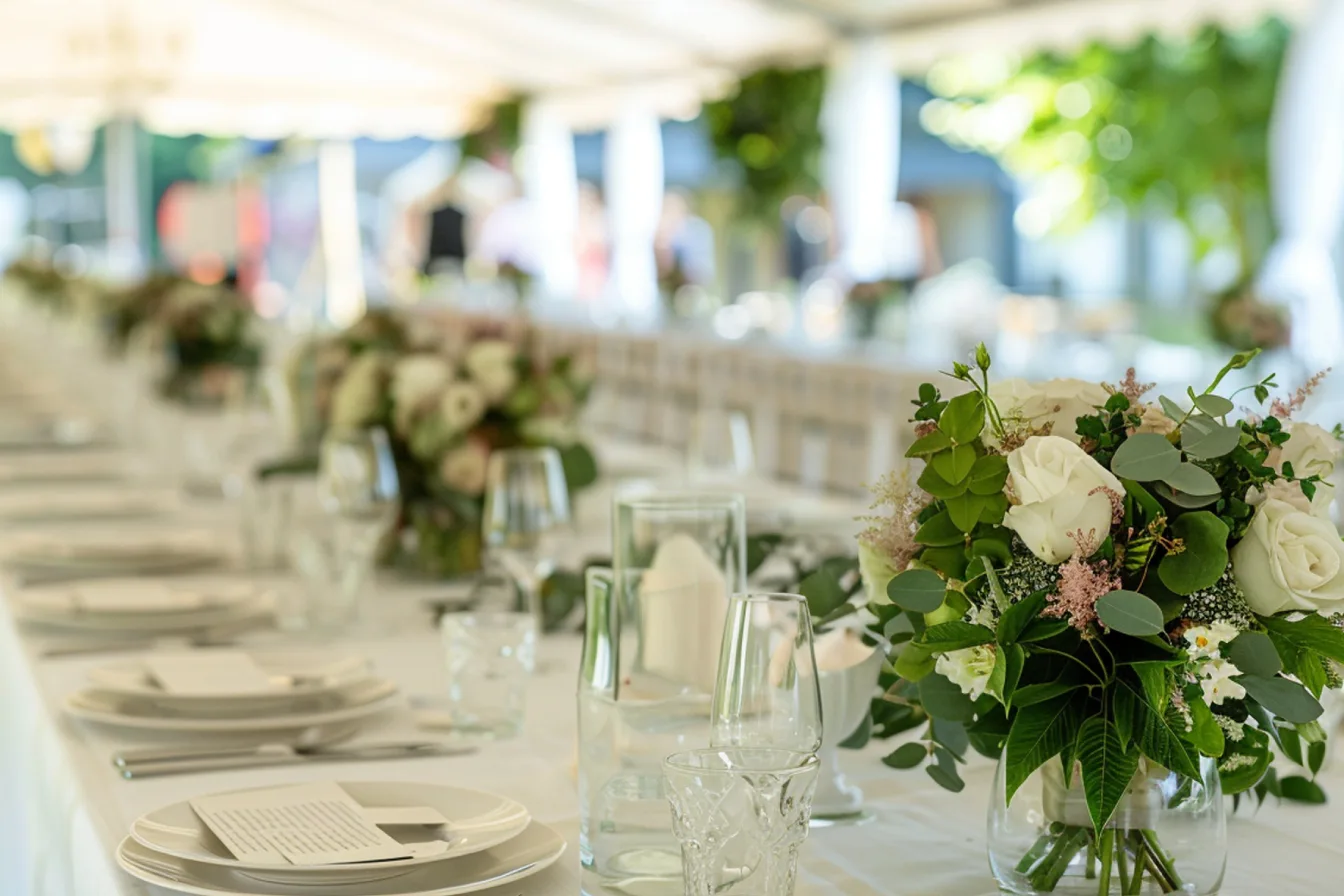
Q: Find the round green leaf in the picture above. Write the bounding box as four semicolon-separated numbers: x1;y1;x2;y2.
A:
932;443;977;485
925;762;966;793
968;453;1010;496
1279;775;1327;804
917;463;963;499
886;568;947;612
1239;674;1324;724
1110;433;1182;482
1193;394;1234;417
882;742;928;769
945;492;989;532
905;430;952;458
1181;416;1242;460
1227;631;1283;678
1157;511;1230;595
915;509;964;547
1161;462;1221;496
939;392;986;445
1096;590;1165;636
1158;395;1186;421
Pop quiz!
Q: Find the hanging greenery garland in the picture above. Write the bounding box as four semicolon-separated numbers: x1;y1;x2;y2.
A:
460;97;526;164
704;66;826;220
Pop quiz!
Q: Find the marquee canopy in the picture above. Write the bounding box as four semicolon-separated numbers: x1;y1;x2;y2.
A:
0;0;1312;138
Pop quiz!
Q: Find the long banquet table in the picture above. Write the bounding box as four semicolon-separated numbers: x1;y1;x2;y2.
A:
2;322;1344;896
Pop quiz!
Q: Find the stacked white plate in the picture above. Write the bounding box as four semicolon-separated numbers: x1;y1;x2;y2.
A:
14;578;270;634
0;485;179;522
117;781;567;895
2;530;223;581
65;649;402;734
0;450;127;484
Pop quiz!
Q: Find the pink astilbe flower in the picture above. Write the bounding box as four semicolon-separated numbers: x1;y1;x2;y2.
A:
1044;530;1120;631
859;471;928;574
1106;367;1155;404
1270;368;1331;419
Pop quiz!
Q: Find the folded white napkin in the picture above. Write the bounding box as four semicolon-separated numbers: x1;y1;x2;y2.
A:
638;534;729;693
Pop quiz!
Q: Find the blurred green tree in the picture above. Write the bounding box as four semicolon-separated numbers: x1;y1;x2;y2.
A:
924;20;1290;282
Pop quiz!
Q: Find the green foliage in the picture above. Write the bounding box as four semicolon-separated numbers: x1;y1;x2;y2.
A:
460;98;524;163
704;66;826;219
1095;590;1165;636
886;569;947;613
1076;717;1140;831
926;21;1290;276
1157;512;1229;594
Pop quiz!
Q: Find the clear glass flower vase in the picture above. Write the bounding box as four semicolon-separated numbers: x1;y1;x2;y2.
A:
988;755;1226;895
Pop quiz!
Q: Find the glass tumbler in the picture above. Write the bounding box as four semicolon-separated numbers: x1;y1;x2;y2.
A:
663;748;820;896
439;611;538;739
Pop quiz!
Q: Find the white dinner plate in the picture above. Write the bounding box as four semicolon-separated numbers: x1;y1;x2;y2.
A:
12;580;268;633
64;677;401;732
3;531;223;580
0;451;126;484
116;819;565;895
88;650;372;710
130;781;532;885
0;487;176;522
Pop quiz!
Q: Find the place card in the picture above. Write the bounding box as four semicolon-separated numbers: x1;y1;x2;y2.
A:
190;782;414;866
145;652;274;696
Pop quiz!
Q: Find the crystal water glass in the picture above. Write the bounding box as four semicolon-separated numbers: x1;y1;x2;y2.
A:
439;611;537;739
579;492;746;895
687;405;755;481
711;592;824;755
663;748;820;896
481;447;572;620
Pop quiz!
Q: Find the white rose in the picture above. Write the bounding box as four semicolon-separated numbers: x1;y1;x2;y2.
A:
1247;478;1326;519
438;440;490;495
392;355;452;414
1005;435;1123;564
439;380;487;433
1231;498;1344;615
935;645;997;700
464;340;518;403
328;353;383;429
1280;422;1340;516
991;378;1110;444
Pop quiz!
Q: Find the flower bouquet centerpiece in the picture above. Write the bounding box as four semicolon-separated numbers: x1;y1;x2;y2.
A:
861;345;1344;895
320;314;597;577
141;280;263;404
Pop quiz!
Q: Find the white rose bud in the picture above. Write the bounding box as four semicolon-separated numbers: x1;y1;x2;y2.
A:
439;440;490;495
439;380;487;434
1232;498;1344;616
1004;435;1123;564
990;378;1111;444
464;340;519;403
1134;404;1177;436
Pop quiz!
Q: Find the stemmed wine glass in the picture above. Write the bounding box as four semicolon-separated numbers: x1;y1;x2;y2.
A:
288;427;400;631
710;592;823;754
480;446;572;623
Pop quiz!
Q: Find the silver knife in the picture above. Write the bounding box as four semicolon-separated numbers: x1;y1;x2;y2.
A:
119;742;476;779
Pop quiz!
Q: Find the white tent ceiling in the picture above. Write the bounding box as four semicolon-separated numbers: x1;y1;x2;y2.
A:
0;0;1313;138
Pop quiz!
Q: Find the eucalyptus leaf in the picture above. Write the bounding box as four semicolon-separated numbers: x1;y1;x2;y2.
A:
1096;590;1165;636
797;568;849;621
1158;395;1186;421
1238;675;1324;724
926;762;966;792
1151;482;1219;509
939;392;986;445
932;443;978;486
1161;462;1221;496
1182;415;1242;460
882;742;928;769
1110;433;1182;482
886;569;947;613
1193;394;1235;417
1157;512;1230;595
917;672;978;722
1228;631;1283;678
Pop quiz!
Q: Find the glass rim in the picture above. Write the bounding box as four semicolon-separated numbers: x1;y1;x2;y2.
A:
614;491;746;511
663;748;819;774
487;445;563;462
728;591;807;605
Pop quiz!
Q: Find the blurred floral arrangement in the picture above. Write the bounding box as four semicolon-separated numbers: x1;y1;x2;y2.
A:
858;343;1344;890
1210;285;1291;352
295;310;599;577
138;280;264;404
2;256;73;312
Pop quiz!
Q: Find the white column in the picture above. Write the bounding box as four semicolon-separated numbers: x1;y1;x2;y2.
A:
522;100;579;301
1258;0;1344;370
604;102;664;319
318;140;366;325
103;117;145;277
822;37;900;284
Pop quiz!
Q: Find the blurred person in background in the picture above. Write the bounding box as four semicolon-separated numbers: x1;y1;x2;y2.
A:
655;189;715;295
575;181;608;303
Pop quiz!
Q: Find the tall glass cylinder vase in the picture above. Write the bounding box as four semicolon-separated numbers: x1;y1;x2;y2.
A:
579;492;746;896
988;755;1226;896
